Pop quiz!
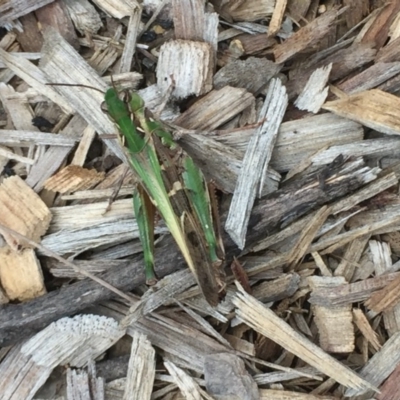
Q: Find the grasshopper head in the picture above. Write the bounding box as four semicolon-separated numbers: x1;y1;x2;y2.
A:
129;92;145;113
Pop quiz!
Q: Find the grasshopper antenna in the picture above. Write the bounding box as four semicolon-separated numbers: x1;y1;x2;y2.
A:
46;82;105;95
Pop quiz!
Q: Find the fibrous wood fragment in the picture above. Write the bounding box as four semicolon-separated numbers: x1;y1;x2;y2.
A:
172;0;205;41
225;78;288;249
334;235;369;281
338;62;400;94
274;7;346;63
157;39;214;98
352;309;381;352
39;28;125;160
0;0;54;25
0;130;79;146
175;85;254;130
345;332;400;397
0;315;124;399
66;365;105;400
62;0;103;35
222;0;274;22
309;276;355;353
0;176;52;249
118;5;142;73
309;272;400;307
164;361;204;399
123;331;155;400
295;64;332;113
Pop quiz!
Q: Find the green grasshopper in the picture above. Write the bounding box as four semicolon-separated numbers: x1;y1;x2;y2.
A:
104;88;225;306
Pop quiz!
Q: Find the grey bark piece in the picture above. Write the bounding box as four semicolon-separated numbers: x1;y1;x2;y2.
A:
214;57;282;94
204;353;259;400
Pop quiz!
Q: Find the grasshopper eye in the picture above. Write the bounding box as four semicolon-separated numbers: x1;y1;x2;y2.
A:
100;101;108;113
120;90;131;103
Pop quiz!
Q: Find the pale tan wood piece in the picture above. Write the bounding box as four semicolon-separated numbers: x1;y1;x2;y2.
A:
175;86;255;130
311;252;332;277
164;361;203;400
294;64;332;113
0;247;46;301
0;130;78;146
345;332;400;397
44;165;105;194
323;89;400;136
259;389;336;400
232;285;376;393
71;125;96;166
225;78;288;249
288;206;330;267
90;0;138;18
0;176;52;249
157;39;214;98
123;331;155;400
268;0;287;37
309;276;355;353
0;0;54;24
334;235;370;281
352;309;381;352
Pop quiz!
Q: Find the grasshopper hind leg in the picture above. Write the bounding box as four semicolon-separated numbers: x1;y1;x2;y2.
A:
133;186;157;285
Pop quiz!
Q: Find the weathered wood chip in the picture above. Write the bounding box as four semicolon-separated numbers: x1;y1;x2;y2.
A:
0;176;52;248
